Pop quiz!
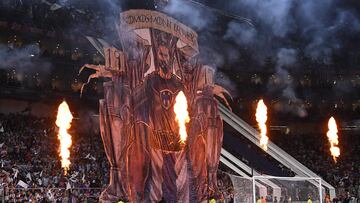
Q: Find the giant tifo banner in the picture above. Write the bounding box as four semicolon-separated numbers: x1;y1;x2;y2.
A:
80;9;224;202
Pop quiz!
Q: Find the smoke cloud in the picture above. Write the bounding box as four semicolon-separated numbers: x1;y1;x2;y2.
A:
161;0;359;115
55;0;122;43
163;0;216;31
0;44;52;73
222;0;360;64
268;48;307;117
1;0;358;116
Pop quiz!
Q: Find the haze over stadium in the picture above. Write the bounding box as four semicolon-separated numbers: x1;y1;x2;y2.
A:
0;0;359;202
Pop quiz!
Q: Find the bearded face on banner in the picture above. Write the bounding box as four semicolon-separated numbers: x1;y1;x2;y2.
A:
151;29;178;79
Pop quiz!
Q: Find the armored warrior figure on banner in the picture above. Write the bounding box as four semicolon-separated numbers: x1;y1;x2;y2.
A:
80;9;227;202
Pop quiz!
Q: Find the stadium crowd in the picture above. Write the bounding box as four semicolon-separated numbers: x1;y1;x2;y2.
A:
0;113;107;202
0;112;359;202
272;131;360;202
0;113;236;202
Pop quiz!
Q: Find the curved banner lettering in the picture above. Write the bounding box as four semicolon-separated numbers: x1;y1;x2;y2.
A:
119;9;199;52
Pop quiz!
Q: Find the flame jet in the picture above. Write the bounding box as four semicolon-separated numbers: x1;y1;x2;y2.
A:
327;117;340;162
256;99;269;150
174;91;190;143
55;101;73;174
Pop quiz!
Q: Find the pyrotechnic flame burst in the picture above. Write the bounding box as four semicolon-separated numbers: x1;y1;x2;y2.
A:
55;101;73;174
256;99;268;151
327;117;340;162
174;91;190;144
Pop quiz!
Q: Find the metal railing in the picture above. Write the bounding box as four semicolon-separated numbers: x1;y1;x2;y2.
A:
217;101;336;199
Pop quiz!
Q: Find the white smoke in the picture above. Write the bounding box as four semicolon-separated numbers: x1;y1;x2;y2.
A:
224;21;257;45
223;0;360;64
164;0;215;31
0;44;52;73
268;48;307;117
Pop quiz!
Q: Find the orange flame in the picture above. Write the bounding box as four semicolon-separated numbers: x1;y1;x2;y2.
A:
327;117;340;162
174;91;190;144
256;99;268;150
55;101;73;174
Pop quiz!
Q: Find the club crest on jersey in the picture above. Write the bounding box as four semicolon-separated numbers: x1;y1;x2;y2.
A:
160;89;174;110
